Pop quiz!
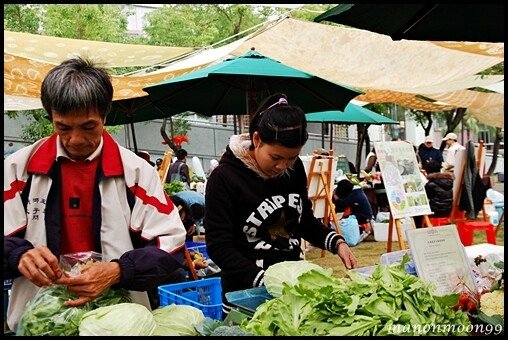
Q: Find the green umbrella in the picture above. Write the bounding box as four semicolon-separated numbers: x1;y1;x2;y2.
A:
305;103;398;149
106;95;169;126
314;4;503;43
305;103;398;125
143;49;362;118
105;95;178;152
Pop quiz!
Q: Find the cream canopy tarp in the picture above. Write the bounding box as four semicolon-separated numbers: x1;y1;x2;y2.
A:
233;18;503;93
230;18;504;127
4;30;194;67
4;53;214;101
4;20;504;127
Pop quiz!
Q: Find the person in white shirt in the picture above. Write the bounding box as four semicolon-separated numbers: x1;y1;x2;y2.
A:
441;132;465;173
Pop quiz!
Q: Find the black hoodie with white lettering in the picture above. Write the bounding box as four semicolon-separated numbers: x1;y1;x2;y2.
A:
205;134;345;305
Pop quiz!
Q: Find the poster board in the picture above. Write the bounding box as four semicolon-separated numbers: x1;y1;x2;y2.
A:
405;225;475;296
374;141;432;219
300;155;337;218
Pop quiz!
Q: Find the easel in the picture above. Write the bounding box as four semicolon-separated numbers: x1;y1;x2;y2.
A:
386;214;421;252
305;150;341;257
158;149;173;184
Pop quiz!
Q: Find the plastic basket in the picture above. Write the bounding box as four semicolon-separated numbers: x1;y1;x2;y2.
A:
158;277;222;320
188;245;209;260
185;241;206;249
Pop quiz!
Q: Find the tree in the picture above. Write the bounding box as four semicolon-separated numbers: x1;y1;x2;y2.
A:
4;4;41;33
4;4;130;143
42;4;129;42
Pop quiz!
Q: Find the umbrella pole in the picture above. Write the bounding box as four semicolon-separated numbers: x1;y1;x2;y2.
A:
321;123;325;148
329;124;333;150
233;115;237;135
130;121;138;153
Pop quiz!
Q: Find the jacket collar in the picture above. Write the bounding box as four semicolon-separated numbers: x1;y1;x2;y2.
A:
27;131;124;177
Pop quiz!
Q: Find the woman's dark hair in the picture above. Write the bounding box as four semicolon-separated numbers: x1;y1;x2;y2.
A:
335;179;354;198
424;159;442;174
41;56;113;120
248;93;308;149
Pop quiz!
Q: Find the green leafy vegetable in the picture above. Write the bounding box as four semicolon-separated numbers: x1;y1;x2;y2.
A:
152;304;204;336
263;260;333;297
79;303;156;336
16;285;132;336
243;263;471;336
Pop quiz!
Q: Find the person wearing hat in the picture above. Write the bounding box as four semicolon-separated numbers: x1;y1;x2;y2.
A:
441;132;465;172
137;150;155;167
418;136;443;167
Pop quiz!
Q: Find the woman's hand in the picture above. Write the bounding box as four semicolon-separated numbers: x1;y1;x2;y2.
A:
336;241;358;270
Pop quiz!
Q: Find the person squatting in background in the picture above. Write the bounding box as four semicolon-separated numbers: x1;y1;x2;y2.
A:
170;190;206;241
204;93;357;319
333;178;374;241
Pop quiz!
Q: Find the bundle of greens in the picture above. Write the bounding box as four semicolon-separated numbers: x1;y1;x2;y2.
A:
16;285;131;336
242;260;471;336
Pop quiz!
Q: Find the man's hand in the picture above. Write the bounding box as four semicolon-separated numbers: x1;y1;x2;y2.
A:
55;261;121;307
18;245;63;287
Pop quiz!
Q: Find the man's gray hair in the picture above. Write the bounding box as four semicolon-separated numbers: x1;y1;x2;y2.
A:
41;56;113;120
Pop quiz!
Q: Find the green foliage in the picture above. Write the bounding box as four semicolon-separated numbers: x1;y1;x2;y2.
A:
42;4;128;42
290;4;338;22
4;4;42;33
164;180;186;196
4;110;121;143
144;5;219;47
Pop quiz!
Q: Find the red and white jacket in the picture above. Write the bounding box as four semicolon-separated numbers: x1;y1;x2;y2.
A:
4;131;186;330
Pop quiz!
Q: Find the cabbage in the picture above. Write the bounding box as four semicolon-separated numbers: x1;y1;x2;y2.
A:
78;303;156;336
263;261;333;297
152;304;205;335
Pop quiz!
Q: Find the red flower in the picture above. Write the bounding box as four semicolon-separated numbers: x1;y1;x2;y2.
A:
172;134;189;147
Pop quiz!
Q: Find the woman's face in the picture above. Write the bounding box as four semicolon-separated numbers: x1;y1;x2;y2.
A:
252;132;302;177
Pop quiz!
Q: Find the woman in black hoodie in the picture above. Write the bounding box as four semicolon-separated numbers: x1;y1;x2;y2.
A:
204;93;357;319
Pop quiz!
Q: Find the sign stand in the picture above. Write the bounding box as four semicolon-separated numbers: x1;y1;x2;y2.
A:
373;141;434;253
386;214;432;252
305;150;341;258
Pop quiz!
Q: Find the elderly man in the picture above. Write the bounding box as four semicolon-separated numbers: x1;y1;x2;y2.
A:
4;57;187;330
441;132;465;172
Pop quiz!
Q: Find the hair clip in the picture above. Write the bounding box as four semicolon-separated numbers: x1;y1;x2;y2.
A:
259;97;288;116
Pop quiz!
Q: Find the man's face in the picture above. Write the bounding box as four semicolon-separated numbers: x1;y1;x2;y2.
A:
425;141;433;148
52;108;104;161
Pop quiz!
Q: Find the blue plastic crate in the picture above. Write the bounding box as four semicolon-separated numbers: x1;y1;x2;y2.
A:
185;241;208;259
158;277;222;320
185;241;205;249
188;245;209;260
